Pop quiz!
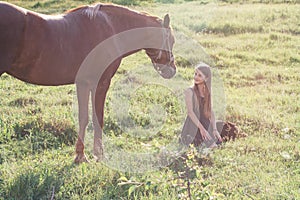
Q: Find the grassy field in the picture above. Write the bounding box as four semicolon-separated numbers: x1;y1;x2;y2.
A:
0;0;299;199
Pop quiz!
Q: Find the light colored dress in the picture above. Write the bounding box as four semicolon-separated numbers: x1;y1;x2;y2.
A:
181;88;217;147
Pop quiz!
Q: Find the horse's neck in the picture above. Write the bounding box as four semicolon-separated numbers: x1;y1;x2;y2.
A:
103;6;161;33
94;6;163;57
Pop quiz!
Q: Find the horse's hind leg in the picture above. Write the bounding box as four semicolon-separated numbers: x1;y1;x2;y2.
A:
91;83;107;162
91;60;121;161
74;83;90;163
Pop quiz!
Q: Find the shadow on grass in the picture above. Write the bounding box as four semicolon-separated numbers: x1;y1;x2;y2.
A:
4;163;76;200
1;161;128;200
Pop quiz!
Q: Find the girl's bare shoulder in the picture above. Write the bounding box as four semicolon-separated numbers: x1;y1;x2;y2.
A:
184;87;194;96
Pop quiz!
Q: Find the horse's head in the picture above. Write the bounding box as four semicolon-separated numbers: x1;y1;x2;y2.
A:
145;14;176;79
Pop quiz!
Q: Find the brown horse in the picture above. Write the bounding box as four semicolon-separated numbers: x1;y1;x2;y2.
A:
0;2;176;163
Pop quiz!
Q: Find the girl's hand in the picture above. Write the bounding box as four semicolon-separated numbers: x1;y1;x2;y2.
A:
200;128;211;141
213;130;222;142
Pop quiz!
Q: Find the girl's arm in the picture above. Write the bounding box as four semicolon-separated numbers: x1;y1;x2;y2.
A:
211;111;222;141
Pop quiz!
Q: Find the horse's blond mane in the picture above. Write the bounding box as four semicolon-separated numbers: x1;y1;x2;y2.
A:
66;5;87;13
67;3;162;23
66;3;101;19
83;4;102;19
104;4;162;23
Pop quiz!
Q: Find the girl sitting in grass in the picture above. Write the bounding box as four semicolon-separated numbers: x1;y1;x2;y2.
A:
181;63;222;148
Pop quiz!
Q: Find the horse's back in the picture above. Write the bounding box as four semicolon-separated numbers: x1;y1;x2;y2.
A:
0;2;26;74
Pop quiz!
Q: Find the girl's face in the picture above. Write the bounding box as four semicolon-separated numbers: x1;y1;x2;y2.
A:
194;69;206;85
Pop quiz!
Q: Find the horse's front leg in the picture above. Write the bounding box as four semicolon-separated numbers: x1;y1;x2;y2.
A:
74;82;90;163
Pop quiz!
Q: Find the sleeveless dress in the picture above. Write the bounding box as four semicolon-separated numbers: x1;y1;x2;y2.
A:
181;88;216;147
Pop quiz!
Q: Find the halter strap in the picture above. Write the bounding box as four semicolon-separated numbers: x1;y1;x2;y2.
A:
155;28;173;65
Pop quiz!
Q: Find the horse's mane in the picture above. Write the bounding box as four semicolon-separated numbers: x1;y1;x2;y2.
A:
66;3;162;23
66;4;89;14
66;4;100;19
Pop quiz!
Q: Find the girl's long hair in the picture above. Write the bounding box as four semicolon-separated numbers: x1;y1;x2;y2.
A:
193;63;212;119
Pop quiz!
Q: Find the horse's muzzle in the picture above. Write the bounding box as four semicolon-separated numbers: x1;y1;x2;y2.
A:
154;63;176;79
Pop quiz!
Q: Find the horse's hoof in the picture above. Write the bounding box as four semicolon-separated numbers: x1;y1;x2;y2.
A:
93;153;104;162
74;154;89;164
93;146;103;162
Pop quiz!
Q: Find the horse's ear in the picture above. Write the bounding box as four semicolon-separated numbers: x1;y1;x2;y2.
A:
163;14;170;28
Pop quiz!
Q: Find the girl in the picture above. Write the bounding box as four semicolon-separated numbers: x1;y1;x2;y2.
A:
181;63;222;148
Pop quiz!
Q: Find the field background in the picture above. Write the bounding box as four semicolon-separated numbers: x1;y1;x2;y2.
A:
0;0;299;199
